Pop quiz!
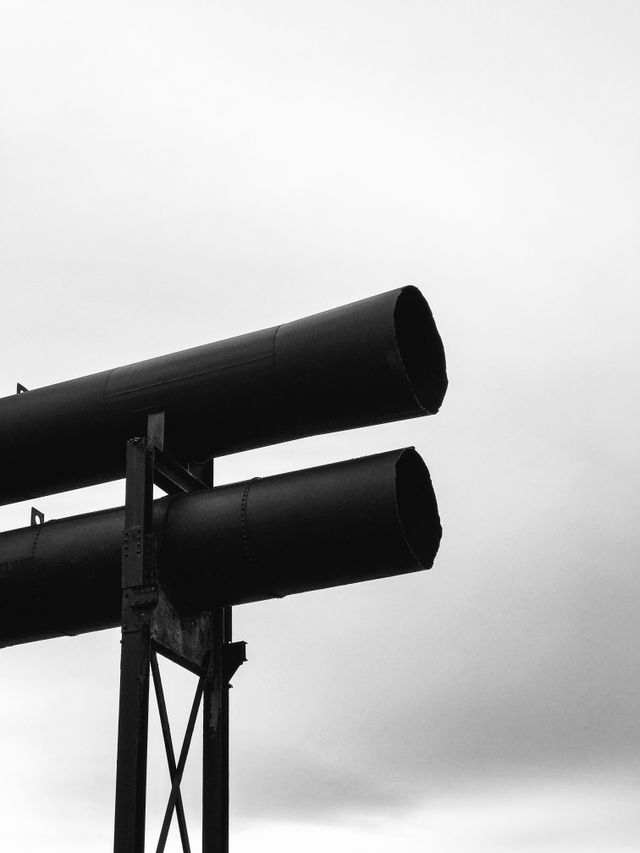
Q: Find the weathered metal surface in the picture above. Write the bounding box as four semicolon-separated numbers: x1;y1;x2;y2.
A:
0;287;447;504
0;448;440;647
151;591;213;674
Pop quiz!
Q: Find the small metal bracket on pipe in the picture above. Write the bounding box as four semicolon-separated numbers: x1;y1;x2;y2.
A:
30;507;45;526
16;382;28;394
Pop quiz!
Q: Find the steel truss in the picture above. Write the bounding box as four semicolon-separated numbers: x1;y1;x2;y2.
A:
113;412;245;853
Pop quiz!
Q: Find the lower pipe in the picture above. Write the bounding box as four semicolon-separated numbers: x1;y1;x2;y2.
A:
0;448;441;647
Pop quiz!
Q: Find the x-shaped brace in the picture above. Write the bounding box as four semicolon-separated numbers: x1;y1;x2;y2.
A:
150;649;207;853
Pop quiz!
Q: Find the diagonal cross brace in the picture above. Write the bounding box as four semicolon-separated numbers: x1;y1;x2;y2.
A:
150;650;191;853
155;658;209;853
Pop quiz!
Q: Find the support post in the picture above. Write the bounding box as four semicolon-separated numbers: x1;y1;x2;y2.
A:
190;460;233;852
114;437;156;853
202;606;230;853
191;461;232;853
112;439;242;853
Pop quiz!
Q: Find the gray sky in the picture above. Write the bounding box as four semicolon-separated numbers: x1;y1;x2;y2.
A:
1;1;639;850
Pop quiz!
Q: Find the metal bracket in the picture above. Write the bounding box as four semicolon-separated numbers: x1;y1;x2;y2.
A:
146;410;165;451
222;641;247;685
121;585;159;633
154;449;210;496
30;507;45;526
152;594;214;675
16;382;28;394
123;584;159;609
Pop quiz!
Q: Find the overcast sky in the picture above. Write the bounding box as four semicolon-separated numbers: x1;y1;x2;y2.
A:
1;1;639;850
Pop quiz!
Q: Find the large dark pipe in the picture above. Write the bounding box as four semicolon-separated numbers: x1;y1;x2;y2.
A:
0;448;440;648
0;287;446;505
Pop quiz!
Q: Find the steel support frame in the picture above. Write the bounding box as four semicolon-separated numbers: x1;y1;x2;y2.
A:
113;414;243;853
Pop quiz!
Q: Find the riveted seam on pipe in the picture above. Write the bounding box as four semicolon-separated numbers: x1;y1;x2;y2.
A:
155;493;181;554
29;521;78;638
240;478;258;572
29;522;44;603
239;477;284;599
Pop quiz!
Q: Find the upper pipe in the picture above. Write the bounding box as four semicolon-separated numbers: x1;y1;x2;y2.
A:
0;286;446;504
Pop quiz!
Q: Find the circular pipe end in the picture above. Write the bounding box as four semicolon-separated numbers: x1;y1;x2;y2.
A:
394;286;448;414
395;448;442;570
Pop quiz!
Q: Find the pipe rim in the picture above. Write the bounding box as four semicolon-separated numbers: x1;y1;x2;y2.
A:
395;448;441;570
394;286;447;414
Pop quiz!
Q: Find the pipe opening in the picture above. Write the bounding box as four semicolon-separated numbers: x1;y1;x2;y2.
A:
395;448;441;569
394;286;447;414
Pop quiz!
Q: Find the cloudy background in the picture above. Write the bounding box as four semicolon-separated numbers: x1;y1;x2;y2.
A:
1;0;639;850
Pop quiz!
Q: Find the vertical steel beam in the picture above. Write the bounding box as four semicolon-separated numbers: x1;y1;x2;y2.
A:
193;457;230;853
112;446;237;853
202;606;229;853
221;605;232;846
114;438;156;853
